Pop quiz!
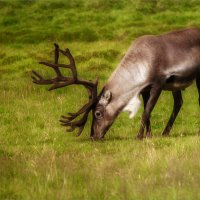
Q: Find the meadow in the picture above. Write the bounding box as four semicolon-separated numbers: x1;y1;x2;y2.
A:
1;0;200;199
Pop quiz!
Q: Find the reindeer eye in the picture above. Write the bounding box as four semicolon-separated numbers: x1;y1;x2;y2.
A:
95;110;102;119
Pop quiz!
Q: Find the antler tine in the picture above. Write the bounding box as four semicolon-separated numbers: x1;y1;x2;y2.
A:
60;111;89;136
32;44;99;136
33;44;78;88
52;43;62;78
54;43;59;64
31;70;56;85
40;44;64;79
60;78;98;122
59;48;77;80
67;84;98;117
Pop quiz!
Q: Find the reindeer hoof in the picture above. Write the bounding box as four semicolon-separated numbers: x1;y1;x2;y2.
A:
135;134;144;140
146;132;152;139
162;132;169;137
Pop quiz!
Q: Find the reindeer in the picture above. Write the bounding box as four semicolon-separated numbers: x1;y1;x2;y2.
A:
32;28;200;140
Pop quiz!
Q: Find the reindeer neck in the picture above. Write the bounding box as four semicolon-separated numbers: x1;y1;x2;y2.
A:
105;61;149;114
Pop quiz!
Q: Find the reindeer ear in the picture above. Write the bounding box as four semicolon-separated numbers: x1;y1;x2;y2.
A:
99;90;112;105
103;90;112;102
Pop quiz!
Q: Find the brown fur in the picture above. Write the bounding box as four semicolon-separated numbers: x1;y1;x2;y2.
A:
91;28;200;139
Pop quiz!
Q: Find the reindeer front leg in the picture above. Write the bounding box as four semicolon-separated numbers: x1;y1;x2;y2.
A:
137;84;162;139
142;91;151;138
162;91;183;136
196;75;200;105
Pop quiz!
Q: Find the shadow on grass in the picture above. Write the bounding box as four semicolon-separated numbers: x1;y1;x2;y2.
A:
68;130;199;145
76;135;132;143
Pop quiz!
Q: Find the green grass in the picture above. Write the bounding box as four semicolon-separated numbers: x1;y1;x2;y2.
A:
1;0;200;199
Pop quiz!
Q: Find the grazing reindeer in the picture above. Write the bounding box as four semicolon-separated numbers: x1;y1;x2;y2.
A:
32;28;200;140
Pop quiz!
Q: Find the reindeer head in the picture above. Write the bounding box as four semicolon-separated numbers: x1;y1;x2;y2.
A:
32;44;115;140
90;90;119;139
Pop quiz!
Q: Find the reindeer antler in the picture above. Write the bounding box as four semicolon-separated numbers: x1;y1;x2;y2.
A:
32;44;98;136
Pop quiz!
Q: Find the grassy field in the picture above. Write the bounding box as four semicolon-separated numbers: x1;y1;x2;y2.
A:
1;0;200;199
